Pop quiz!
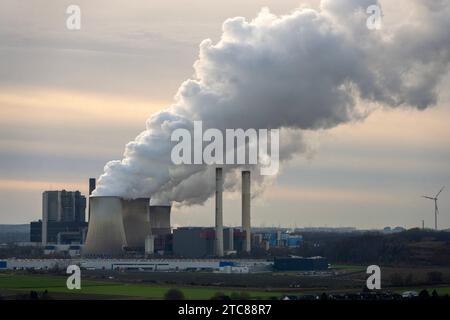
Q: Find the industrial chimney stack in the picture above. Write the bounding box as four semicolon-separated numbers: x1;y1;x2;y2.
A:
215;167;224;257
88;178;96;221
242;170;251;253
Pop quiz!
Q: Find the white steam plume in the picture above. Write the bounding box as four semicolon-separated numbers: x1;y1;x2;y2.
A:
93;0;450;204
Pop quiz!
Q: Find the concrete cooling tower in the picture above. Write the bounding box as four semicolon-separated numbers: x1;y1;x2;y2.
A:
83;196;127;256
122;198;151;248
83;197;165;256
149;205;171;236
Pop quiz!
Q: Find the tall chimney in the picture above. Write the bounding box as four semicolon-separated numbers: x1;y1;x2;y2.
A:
89;178;96;195
88;178;96;221
242;170;251;253
215;167;224;257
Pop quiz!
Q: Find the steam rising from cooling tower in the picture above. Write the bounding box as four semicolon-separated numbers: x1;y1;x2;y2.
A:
93;0;450;205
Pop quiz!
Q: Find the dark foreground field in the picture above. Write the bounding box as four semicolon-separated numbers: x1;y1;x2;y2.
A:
1;265;450;300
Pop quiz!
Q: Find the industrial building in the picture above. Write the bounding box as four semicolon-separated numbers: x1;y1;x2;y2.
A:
0;257;331;272
0;258;272;272
173;227;245;258
42;244;82;256
30;220;88;244
30;190;88;245
42;190;86;223
252;230;303;249
171;168;253;258
171;227;302;257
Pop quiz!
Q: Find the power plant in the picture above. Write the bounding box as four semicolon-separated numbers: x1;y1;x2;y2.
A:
82;168;254;257
24;169;308;265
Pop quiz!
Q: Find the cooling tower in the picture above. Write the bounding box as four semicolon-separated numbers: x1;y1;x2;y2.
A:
149;205;171;236
122;198;151;248
242;170;251;253
215;167;224;257
83;196;127;256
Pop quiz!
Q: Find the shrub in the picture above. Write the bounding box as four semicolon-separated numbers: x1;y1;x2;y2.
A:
164;288;185;300
211;292;231;300
419;289;430;299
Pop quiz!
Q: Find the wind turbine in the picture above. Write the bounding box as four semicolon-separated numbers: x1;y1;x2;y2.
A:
422;186;445;230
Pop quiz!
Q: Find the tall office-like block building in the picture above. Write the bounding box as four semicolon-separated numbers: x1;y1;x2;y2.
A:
31;190;88;245
43;190;86;223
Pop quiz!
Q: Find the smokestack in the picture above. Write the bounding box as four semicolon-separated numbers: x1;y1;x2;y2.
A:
89;178;96;195
88;178;96;221
242;170;251;253
215;167;224;257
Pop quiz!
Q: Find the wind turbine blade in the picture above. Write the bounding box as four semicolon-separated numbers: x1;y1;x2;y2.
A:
422;196;434;200
435;186;445;198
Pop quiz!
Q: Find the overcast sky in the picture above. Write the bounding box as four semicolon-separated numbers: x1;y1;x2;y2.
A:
0;0;449;229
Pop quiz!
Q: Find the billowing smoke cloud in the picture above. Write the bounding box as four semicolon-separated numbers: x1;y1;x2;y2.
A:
93;0;450;204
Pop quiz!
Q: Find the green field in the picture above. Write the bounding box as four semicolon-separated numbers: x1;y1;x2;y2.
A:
0;273;286;299
2;271;449;300
393;286;450;295
330;264;366;272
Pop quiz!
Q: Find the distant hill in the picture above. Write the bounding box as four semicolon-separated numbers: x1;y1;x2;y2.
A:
0;224;29;232
0;224;30;243
291;228;450;266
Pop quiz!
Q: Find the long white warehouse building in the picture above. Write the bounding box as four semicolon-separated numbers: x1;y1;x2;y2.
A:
0;259;272;272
